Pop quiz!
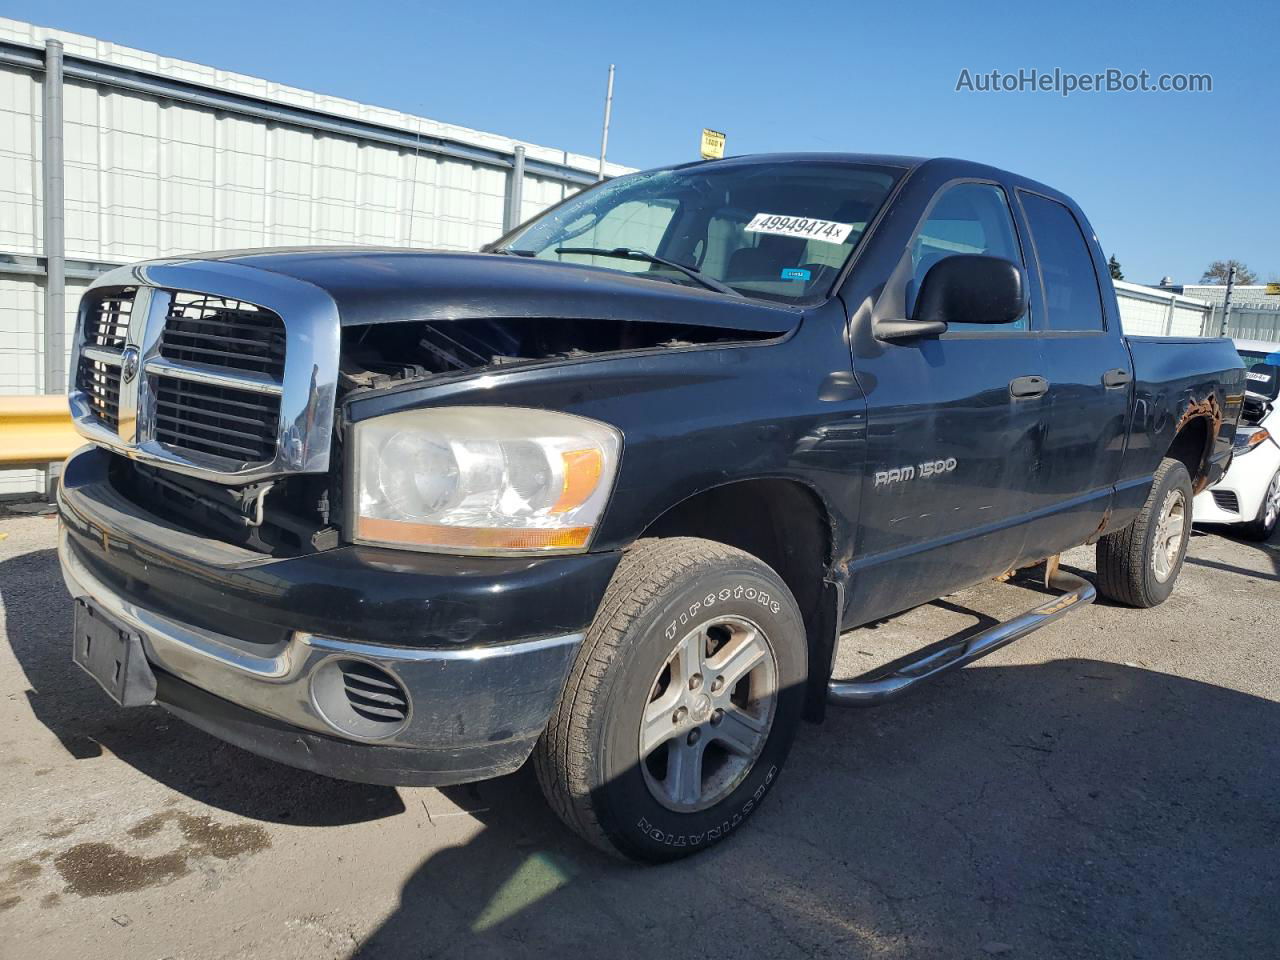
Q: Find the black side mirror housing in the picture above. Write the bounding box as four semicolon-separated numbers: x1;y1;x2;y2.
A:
913;254;1029;327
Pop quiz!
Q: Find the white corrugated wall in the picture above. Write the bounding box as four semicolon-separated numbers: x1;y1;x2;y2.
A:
0;17;631;496
1112;280;1210;337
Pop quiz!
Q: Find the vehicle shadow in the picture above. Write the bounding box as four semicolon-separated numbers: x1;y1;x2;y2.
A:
0;548;404;826
1184;553;1280;581
1188;524;1280;579
353;656;1280;960
5;542;1278;957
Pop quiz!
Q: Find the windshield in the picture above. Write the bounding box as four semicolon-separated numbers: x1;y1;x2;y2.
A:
500;161;902;304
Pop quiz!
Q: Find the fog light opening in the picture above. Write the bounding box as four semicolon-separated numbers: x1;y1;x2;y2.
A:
311;658;410;740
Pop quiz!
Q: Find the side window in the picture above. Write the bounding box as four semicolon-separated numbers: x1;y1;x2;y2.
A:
909;183;1027;332
1020;193;1105;331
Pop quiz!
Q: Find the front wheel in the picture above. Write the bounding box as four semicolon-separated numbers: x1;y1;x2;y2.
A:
534;537;807;862
1096;457;1193;607
1240;467;1280;542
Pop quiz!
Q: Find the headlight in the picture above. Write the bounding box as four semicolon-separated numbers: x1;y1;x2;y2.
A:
1233;427;1271;455
351;406;621;554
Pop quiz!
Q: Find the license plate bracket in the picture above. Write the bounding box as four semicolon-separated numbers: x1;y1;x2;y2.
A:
72;599;157;707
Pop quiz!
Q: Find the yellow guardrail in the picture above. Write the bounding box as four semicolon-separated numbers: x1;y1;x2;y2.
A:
0;396;81;467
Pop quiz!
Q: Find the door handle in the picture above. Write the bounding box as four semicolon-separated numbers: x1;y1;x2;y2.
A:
1102;367;1132;388
1009;375;1049;399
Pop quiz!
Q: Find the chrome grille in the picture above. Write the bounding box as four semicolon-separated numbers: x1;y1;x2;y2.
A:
69;262;339;484
75;358;122;429
154;379;281;462
74;288;136;430
84;289;134;349
161;293;286;378
153;293;286;464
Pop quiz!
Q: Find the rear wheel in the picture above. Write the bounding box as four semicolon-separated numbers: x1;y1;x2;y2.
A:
534;537;807;862
1240;468;1280;542
1096;457;1193;608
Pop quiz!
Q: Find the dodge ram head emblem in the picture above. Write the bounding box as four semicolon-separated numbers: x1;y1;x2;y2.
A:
121;345;141;383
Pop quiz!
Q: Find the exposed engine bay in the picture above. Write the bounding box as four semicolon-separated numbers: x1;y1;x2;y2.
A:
337;316;777;392
107;316;778;556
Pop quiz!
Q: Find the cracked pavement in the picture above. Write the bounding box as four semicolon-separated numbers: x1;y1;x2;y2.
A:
1;509;1278;959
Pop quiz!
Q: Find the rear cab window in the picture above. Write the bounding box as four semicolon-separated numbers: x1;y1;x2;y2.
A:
1019;192;1106;332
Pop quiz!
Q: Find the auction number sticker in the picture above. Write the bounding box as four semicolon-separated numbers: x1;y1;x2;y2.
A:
745;213;853;243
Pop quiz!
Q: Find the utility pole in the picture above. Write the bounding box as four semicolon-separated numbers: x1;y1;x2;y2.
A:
1220;264;1236;336
598;64;614;182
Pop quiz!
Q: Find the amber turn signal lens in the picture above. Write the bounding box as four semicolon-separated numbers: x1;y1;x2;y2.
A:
553;449;604;514
356;517;593;551
1243;428;1271;450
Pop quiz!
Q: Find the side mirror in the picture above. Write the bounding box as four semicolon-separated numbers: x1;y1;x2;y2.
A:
874;254;1029;341
914;254;1029;327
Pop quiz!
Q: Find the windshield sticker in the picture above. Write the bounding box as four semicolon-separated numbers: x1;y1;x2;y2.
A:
780;268;811;282
746;213;854;243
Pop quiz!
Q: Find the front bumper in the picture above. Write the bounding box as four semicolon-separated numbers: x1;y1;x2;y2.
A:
1193;438;1280;527
57;446;620;785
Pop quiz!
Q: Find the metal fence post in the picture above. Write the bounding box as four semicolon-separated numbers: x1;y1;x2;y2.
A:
503;145;525;234
1219;266;1236;337
1163;293;1177;336
42;38;66;497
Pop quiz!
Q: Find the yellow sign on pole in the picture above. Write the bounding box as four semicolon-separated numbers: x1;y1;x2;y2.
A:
1266;282;1280;296
700;128;726;160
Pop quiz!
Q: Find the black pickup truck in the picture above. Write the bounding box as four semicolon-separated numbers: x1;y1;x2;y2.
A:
59;154;1244;862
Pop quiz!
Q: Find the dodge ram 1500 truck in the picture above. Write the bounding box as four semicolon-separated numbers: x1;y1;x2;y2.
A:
58;154;1244;862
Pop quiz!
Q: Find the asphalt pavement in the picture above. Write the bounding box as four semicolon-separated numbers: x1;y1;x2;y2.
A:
1;508;1277;959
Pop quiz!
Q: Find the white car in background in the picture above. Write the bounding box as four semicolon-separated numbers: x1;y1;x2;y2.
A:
1193;339;1280;541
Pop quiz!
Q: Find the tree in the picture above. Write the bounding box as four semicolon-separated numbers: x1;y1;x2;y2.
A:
1200;260;1256;285
1107;254;1124;281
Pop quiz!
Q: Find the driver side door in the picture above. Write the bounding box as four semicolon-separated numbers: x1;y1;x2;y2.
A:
846;180;1050;625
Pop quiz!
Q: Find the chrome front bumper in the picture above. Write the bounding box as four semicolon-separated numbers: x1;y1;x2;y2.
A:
59;527;581;770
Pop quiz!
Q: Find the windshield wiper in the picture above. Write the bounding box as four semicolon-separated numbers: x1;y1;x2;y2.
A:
553;247;742;297
490;247;537;257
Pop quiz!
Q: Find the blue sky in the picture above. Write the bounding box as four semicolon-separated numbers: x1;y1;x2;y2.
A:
8;0;1276;284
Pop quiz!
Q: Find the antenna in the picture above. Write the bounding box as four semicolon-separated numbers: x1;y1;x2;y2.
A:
598;64;615;182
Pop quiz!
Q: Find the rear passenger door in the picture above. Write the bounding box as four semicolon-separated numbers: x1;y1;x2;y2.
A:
1016;191;1131;556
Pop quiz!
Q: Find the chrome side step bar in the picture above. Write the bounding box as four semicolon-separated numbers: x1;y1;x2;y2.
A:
826;568;1096;707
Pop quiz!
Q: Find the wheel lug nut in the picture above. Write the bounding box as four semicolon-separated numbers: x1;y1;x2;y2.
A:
710;676;724;693
710;708;724;725
687;728;701;745
689;673;703;691
673;706;688;724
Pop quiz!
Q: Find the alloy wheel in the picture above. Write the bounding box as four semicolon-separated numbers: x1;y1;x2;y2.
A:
639;615;778;812
1152;488;1187;582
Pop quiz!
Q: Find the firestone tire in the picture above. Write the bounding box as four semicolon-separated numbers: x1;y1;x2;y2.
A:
533;537;807;862
1096;457;1193;608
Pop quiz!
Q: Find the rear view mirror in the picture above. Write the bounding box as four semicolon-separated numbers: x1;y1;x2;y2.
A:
1245;363;1280;401
913;254;1029;327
